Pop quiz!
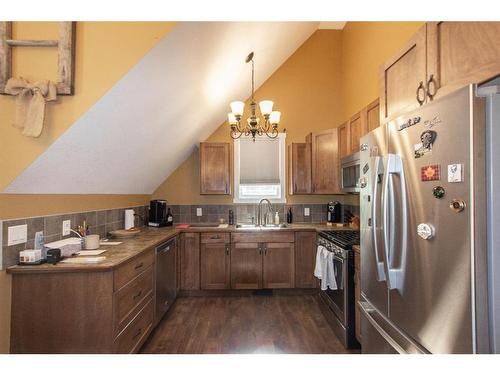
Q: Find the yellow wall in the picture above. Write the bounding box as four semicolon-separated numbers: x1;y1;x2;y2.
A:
153;30;354;205
154;22;425;205
341;22;424;119
0;21;175;354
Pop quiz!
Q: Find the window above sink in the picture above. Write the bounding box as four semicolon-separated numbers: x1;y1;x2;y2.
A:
233;133;286;203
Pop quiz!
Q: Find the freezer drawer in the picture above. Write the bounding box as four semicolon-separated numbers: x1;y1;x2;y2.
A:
359;301;428;354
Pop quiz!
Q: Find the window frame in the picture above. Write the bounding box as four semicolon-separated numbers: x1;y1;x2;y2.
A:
233;133;287;204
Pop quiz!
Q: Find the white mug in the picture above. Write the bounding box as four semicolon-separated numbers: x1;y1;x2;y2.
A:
84;234;100;250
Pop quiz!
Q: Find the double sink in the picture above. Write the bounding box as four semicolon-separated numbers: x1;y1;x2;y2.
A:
188;223;289;230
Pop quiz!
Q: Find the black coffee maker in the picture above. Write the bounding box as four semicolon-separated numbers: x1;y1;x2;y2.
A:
148;200;168;227
327;201;342;223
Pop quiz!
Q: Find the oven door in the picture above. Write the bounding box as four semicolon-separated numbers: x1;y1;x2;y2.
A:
341;153;360;193
321;253;347;325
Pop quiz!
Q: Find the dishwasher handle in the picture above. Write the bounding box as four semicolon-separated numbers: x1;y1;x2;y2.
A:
156;239;175;254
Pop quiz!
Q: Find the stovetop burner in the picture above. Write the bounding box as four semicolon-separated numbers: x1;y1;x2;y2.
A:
319;230;360;249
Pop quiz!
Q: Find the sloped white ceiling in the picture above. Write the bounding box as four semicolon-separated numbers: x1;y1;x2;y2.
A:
5;22;318;194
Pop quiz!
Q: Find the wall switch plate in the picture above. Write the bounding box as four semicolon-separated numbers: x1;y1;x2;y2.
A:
196;208;202;217
304;207;310;216
62;220;71;236
8;224;27;246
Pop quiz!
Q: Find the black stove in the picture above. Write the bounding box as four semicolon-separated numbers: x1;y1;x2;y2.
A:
318;230;360;249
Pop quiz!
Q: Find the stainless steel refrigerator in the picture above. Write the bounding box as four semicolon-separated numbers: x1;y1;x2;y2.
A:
358;84;495;354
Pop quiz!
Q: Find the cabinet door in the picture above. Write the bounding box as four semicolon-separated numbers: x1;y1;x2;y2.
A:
200;142;230;195
379;25;427;122
354;250;362;343
180;233;200;290
288;143;311;195
427;22;500;100
230;242;262;289
349;112;366;155
262;242;295;289
337;122;349;160
310;129;340;194
294;231;318;288
200;242;230;290
365;99;380;133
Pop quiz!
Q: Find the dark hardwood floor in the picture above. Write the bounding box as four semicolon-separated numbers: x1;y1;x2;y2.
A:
140;294;359;354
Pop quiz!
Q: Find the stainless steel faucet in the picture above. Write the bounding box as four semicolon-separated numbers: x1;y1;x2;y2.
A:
258;198;274;226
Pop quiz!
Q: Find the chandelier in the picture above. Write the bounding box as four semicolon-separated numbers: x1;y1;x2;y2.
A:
227;52;281;141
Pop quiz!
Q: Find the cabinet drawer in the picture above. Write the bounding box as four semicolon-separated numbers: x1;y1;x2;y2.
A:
201;232;230;244
114;298;153;354
114;249;154;290
114;266;153;335
231;232;294;243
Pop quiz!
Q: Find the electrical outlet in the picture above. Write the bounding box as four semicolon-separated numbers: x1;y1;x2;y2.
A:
304;207;310;217
196;208;202;217
62;220;71;236
8;224;27;246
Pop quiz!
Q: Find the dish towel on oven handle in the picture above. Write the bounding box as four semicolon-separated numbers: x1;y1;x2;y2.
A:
314;245;338;291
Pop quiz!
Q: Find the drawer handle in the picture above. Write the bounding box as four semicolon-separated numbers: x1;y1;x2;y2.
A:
226;245;230;256
210;235;220;239
133;290;143;300
132;328;142;340
134;262;143;270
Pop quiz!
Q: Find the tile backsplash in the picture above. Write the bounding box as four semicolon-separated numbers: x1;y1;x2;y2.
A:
1;205;147;270
0;202;359;270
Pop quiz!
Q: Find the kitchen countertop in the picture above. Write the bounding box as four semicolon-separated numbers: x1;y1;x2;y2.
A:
7;223;357;274
353;245;360;253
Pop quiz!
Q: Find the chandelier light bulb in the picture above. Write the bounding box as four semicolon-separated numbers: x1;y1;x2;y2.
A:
259;100;274;116
227;112;237;125
230;101;245;117
269;111;281;125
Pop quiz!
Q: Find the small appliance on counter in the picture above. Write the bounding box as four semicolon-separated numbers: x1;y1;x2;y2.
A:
46;248;62;264
19;249;43;265
148;200;168;227
327;201;342;223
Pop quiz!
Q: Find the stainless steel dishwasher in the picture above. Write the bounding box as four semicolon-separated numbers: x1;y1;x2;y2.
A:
155;237;177;324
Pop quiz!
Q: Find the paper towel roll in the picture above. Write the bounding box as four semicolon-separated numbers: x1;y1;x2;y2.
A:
124;209;135;230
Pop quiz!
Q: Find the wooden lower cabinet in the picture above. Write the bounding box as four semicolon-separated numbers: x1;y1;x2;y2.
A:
9;249;155;353
294;231;318;288
180;232;200;290
354;247;362;344
230;242;262;289
200;233;231;290
262;242;295;289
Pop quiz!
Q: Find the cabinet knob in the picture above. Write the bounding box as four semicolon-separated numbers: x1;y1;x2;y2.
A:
426;74;437;101
416;81;426;106
226;245;230;255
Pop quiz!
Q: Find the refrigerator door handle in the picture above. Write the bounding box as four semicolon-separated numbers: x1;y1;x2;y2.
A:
382;154;409;292
372;156;386;281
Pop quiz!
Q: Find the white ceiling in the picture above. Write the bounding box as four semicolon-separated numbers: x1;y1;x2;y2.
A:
5;22;318;194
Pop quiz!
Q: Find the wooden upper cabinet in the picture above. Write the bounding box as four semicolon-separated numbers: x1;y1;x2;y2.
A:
427;22;500;100
199;142;230;195
308;129;340;194
288;143;311;195
379;25;427;123
365;99;380;133
337;122;349;160
348;112;366;155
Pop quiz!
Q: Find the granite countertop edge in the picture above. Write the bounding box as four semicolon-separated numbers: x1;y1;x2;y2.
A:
7;223;358;274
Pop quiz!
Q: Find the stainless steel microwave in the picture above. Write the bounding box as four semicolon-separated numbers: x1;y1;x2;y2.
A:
340;152;360;193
